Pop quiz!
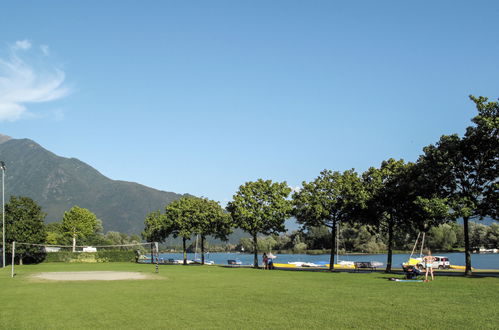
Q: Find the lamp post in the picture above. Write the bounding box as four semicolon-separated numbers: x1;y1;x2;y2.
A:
1;161;5;268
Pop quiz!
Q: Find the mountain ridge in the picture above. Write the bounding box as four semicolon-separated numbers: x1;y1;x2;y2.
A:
0;134;12;144
0;135;186;235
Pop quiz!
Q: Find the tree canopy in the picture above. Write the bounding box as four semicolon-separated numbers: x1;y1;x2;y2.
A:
189;197;232;264
143;196;232;265
5;196;47;264
227;179;292;268
292;169;365;270
418;95;498;274
61;206;98;252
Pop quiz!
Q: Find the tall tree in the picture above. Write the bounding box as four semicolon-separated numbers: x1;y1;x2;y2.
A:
5;196;47;264
144;198;224;265
164;197;198;265
61;206;98;252
227;179;292;268
45;222;65;245
190;197;232;265
143;210;173;243
292;169;365;271
361;159;412;272
419;95;498;275
361;159;449;272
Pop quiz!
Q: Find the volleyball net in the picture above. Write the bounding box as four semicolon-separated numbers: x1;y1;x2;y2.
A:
9;241;160;278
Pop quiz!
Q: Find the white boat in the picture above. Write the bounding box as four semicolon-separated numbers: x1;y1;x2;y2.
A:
370;261;384;268
193;259;214;265
287;261;325;268
338;260;355;267
479;248;498;254
171;259;195;264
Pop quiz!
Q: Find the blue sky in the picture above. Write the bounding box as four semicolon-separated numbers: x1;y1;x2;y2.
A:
1;1;498;204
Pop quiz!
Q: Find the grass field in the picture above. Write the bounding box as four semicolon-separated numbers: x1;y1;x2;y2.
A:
0;263;498;329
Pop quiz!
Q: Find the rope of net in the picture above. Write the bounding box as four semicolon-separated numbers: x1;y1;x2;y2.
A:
14;242;155;248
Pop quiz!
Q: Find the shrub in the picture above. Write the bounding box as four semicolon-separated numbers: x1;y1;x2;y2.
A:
43;250;136;263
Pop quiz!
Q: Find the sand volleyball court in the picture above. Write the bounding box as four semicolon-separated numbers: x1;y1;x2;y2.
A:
31;271;157;281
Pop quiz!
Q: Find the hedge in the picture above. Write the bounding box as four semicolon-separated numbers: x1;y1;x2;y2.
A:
44;250;137;263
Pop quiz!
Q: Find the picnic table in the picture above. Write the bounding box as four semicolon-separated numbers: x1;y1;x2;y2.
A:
354;261;377;272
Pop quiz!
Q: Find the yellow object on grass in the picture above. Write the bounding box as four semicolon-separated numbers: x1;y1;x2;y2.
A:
273;263;355;269
273;263;297;268
450;265;474;270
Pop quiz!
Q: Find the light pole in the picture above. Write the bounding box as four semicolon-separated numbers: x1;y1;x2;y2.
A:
1;161;5;268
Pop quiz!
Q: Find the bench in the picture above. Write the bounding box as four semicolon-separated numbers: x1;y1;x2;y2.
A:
354;261;377;272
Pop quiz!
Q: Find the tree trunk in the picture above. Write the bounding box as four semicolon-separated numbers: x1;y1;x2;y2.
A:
72;234;76;252
463;216;472;275
253;233;258;268
201;235;205;265
182;237;187;265
329;220;336;271
385;219;393;273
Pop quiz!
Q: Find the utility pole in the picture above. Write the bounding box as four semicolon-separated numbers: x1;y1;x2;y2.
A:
1;161;6;268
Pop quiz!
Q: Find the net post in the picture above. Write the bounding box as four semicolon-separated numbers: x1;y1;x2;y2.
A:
11;241;15;278
155;242;159;273
150;243;153;264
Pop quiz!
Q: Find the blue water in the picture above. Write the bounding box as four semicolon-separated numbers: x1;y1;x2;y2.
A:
156;252;499;269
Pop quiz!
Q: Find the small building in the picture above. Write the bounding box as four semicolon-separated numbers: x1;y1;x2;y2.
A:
44;247;61;253
83;246;97;252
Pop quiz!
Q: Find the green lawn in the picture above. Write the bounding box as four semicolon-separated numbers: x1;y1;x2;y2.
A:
0;263;497;329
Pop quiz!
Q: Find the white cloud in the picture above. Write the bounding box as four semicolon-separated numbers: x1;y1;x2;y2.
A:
289;186;302;193
0;40;69;122
13;40;31;50
40;45;50;56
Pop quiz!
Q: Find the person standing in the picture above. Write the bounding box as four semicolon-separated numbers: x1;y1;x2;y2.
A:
423;250;436;281
262;253;268;270
268;257;274;270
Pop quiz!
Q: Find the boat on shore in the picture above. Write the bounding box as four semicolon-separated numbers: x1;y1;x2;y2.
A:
478;248;498;254
274;262;355;269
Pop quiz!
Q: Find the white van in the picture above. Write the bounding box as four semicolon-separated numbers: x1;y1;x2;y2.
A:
418;256;450;269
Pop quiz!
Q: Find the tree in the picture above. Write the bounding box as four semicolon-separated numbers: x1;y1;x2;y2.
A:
45;222;65;245
189;197;233;264
238;237;254;253
5;196;47;264
303;225;331;250
428;224;457;251
143;210;172;243
227;179;292;268
361;159;415;272
485;223;499;249
144;197;226;265
272;233;292;251
257;235;277;252
61;206;98;252
143;199;195;265
167;198;198;265
419;95;498;275
105;231;142;248
469;222;488;251
361;159;450;272
80;219;109;246
292;169;365;270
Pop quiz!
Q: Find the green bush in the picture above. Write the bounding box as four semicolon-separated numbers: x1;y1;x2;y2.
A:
43;250;136;263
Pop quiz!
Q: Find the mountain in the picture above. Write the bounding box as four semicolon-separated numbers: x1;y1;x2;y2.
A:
0;134;187;235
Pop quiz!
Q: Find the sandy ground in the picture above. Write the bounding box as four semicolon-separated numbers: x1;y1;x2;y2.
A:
31;271;157;281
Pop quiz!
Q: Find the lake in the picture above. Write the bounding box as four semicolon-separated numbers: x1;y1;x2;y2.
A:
157;251;499;269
